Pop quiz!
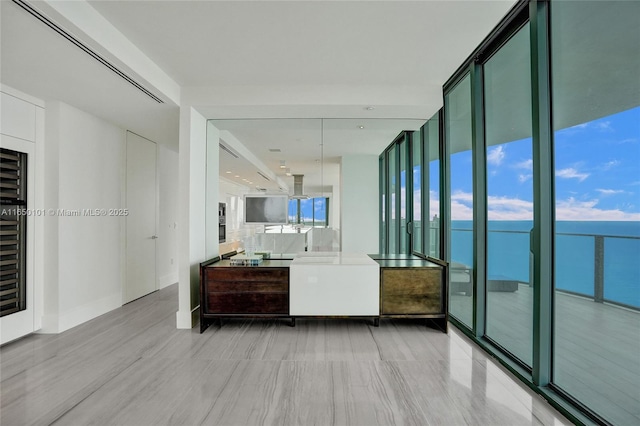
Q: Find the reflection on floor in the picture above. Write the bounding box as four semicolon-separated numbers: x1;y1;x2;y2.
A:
451;284;640;426
1;284;571;426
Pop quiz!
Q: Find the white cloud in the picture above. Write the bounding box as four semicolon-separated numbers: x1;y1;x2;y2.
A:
556;197;640;220
450;199;474;220
518;174;532;183
451;191;534;220
596;188;625;195
556;167;589;182
596;121;612;131
617;138;638;144
514;159;533;171
450;190;473;220
451;190;473;204
448;191;640;221
487;195;533;220
601;160;620;171
572;123;589;129
487;146;506;166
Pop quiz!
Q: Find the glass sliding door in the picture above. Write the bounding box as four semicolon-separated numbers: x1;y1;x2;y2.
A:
412;129;423;254
399;137;408;254
388;145;398;253
483;23;533;367
426;113;441;259
446;74;474;328
551;2;640;424
380;157;386;253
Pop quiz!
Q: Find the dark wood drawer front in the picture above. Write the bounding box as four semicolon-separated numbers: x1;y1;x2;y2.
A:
382;269;442;314
206;293;288;314
206;268;288;283
207;280;287;293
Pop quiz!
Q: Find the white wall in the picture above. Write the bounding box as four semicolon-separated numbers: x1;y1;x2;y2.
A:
340;155;379;253
0;87;177;336
158;145;179;288
30;99;178;333
42;101;125;332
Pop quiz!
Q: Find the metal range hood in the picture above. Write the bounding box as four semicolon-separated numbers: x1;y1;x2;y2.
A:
290;174;309;199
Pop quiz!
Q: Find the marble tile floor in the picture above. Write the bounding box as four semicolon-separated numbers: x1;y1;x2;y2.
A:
1;284;573;426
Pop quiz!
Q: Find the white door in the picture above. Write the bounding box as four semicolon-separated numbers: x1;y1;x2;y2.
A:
125;132;157;303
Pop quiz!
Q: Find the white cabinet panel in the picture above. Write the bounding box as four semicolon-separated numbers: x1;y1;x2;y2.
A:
290;253;380;316
1;93;36;141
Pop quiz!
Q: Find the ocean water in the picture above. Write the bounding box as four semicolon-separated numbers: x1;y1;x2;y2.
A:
450;220;640;308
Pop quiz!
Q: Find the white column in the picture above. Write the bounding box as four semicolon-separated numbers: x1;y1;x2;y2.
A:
340;155;379;253
176;106;208;328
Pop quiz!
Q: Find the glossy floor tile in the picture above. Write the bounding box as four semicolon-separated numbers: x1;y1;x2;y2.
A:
1;284;573;426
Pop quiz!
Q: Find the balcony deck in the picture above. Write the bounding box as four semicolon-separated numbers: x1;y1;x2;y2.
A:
450;284;640;426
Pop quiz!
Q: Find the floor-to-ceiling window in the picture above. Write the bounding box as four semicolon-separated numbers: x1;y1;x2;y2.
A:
424;113;441;259
412;129;422;254
399;137;408;254
287;197;329;227
380;132;415;254
483;22;534;367
446;74;474;328
550;2;640;424
388;145;398;253
380;157;386;252
378;4;638;421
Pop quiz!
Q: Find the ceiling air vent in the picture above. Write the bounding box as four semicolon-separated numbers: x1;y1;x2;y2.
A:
219;143;239;159
12;0;164;104
257;171;270;181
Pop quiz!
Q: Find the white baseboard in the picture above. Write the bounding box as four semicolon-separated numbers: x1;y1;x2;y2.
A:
39;293;122;334
176;309;192;329
158;272;178;289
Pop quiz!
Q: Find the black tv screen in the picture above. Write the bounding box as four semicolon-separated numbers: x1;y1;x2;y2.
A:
244;194;289;225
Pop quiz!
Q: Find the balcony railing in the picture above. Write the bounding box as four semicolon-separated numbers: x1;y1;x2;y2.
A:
449;227;640;311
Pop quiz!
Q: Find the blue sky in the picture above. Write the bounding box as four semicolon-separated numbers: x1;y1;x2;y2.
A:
448;105;640;221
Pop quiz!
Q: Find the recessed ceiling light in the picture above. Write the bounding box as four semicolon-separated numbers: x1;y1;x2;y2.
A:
365;106;375;110
279;160;286;169
235;175;240;178
358;125;365;129
226;171;232;174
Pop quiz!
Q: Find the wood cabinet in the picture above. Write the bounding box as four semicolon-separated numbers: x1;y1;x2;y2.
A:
381;268;442;314
372;255;448;332
200;259;292;332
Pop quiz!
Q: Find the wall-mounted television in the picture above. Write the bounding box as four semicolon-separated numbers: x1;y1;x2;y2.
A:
243;194;289;225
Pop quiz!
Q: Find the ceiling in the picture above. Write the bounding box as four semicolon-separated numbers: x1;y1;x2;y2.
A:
1;0;517;194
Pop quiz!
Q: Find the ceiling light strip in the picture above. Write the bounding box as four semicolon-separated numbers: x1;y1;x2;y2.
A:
12;0;164;104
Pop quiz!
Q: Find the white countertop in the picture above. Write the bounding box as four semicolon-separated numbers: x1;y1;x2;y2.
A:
291;252;377;265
